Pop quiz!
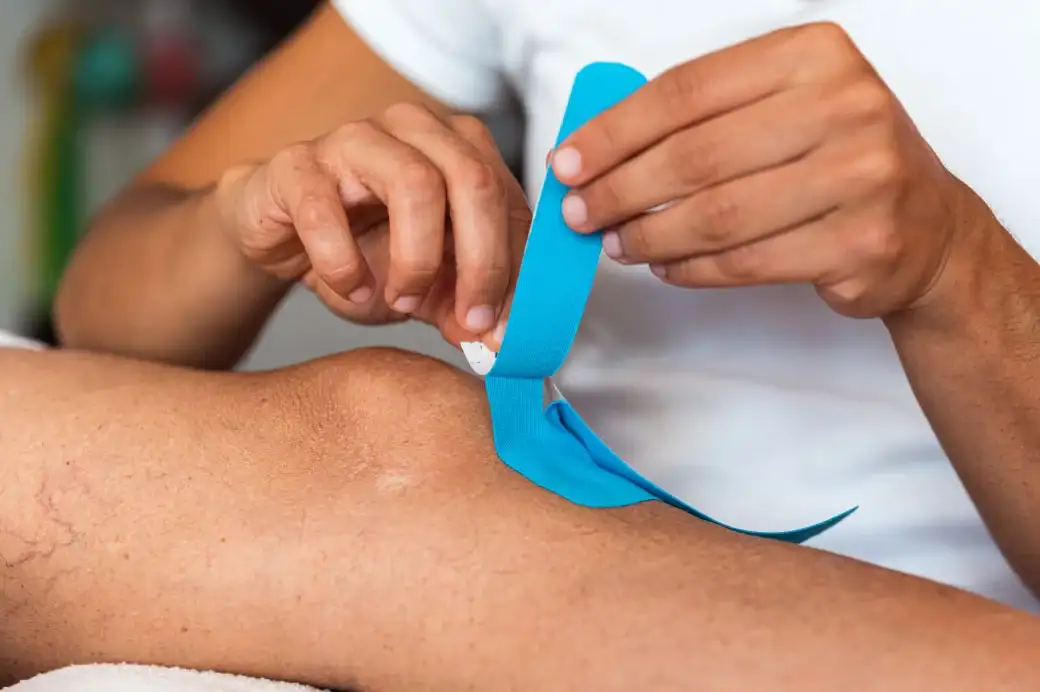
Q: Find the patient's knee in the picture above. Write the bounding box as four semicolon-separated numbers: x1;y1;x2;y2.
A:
319;346;489;434
292;347;499;495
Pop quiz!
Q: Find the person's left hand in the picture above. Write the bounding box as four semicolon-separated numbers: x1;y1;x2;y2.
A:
551;22;987;319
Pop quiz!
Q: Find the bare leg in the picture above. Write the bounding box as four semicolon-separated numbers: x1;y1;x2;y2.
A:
1;346;1037;691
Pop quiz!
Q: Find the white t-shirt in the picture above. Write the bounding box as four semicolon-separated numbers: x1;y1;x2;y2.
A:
333;0;1040;611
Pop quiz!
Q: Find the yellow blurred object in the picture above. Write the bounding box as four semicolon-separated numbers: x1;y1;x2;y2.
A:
20;18;83;305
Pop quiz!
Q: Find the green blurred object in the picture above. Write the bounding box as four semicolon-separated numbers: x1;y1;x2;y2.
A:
23;21;81;307
73;28;140;111
44;83;82;305
23;22;143;310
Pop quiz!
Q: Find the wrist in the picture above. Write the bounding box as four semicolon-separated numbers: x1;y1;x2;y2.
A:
200;169;292;300
884;183;1004;341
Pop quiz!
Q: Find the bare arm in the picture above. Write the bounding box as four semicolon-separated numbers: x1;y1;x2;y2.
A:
54;3;446;368
2;344;1039;690
886;189;1040;595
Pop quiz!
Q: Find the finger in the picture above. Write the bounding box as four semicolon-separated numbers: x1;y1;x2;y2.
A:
317;120;448;313
269;145;373;303
449;114;531;346
309;274;407;325
410;239;487;348
421;264;471;347
302;230;405;325
610;148;853;264
651;212;845;288
379;106;512;334
564;86;838;231
553;22;862;186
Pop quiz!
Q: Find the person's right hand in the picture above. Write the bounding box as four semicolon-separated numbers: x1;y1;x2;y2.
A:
213;105;530;348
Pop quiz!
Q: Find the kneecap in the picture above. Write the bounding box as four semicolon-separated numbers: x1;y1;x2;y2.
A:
294;347;499;493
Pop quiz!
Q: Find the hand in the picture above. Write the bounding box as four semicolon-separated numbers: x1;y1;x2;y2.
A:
214;105;529;346
551;22;982;319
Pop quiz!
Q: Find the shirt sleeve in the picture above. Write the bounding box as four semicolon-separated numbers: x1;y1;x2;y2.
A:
331;0;507;112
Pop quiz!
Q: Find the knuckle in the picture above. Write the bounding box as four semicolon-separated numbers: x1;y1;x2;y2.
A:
395;254;442;283
672;133;722;189
332;119;378;143
579;117;621;159
854;145;904;191
394;160;445;196
271;142;315;173
836;77;893;121
382;101;439;127
450;114;494;144
470;258;512;295
714;245;766;282
622;219;653;259
293;194;337;229
795;22;864;75
455;232;500;267
802;21;853;53
589;174;626;212
320;257;366;286
659;261;689;285
455;159;504;198
657;64;704;113
697;191;743;245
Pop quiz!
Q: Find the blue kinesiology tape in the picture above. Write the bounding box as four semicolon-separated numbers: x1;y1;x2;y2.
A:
481;61;856;543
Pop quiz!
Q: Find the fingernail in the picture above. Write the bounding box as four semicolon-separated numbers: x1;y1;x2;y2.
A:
545;149;553;168
602;231;623;260
650;264;667;278
465;304;496;332
348;285;373;304
392;294;422;313
562;194;588;228
492;320;507;345
552;147;582;179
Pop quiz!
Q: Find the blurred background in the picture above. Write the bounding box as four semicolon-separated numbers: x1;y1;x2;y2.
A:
0;0;479;370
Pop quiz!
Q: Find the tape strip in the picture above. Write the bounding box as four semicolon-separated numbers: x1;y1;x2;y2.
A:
478;62;856;542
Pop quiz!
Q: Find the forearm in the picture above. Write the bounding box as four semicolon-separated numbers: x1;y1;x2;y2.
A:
54;183;288;369
886;195;1040;592
2;346;1039;691
54;3;444;369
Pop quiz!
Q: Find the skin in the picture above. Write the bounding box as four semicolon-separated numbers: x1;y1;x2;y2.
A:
52;0;1040;621
55;4;524;370
552;21;1040;593
3;344;1040;691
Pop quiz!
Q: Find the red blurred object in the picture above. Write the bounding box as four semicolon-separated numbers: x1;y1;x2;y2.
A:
143;33;200;106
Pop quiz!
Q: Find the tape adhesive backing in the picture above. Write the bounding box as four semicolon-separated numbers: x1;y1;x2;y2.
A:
469;62;856;543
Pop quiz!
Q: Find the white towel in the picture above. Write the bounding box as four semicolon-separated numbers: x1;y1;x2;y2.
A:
0;330;44;350
5;664;324;692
